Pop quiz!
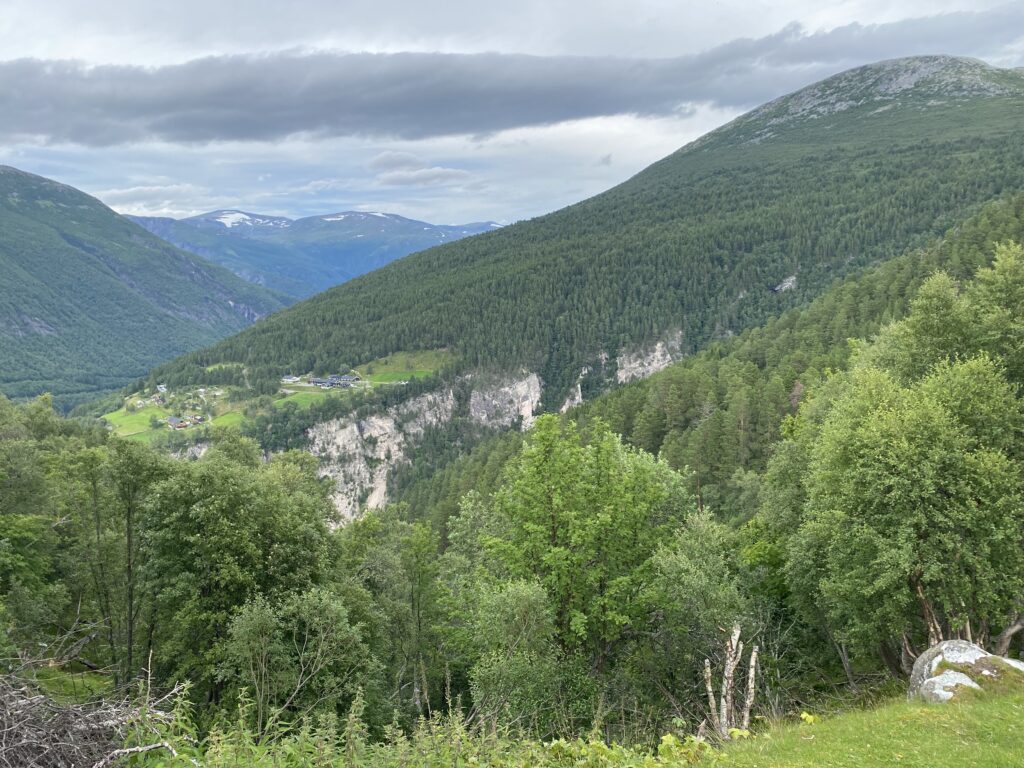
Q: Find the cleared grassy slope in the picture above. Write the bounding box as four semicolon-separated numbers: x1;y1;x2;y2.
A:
715;691;1024;767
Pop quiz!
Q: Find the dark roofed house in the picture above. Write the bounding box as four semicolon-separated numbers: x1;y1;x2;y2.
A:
167;416;188;429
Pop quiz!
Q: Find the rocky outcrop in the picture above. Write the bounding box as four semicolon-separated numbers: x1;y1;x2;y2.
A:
308;389;456;520
616;331;682;384
172;442;209;461
908;640;1024;702
468;373;543;429
773;275;797;293
308;373;544;519
560;367;589;413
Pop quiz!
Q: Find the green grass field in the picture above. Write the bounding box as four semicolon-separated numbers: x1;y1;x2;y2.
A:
274;390;335;409
210;410;245;428
715;691;1024;767
357;349;451;383
102;404;169;436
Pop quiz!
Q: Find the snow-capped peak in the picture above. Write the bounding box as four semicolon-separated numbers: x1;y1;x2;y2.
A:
320;211;395;223
205;210;292;229
216;211;252;228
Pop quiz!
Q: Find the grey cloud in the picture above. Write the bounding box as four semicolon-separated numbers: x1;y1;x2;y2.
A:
0;3;1021;146
375;166;473;186
368;151;426;171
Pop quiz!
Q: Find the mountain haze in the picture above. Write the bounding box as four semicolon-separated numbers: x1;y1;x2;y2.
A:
0;167;291;407
130;210;501;298
152;56;1024;409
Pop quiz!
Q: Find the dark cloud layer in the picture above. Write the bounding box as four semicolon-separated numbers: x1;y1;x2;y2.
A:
1;4;1021;146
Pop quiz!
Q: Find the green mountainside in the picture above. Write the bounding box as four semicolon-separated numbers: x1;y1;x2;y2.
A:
130;211;500;299
0;167;291;408
151;56;1024;404
393;193;1024;530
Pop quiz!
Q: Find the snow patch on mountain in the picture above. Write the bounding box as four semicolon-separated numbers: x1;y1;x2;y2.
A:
210;210;292;229
216;211;252;227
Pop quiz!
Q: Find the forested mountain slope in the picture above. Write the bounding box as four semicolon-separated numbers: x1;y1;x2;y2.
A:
153;56;1024;404
392;193;1024;529
0;167;291;408
130;211;500;299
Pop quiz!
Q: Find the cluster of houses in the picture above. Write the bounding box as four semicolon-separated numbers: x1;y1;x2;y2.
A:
166;414;206;430
281;373;362;390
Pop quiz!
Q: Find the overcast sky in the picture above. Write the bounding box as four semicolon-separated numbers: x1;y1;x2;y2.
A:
0;1;1021;223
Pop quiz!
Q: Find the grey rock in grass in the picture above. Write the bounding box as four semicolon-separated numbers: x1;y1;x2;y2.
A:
909;640;1024;702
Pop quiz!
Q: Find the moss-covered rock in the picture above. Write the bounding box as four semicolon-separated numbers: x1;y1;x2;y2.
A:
909;640;1024;702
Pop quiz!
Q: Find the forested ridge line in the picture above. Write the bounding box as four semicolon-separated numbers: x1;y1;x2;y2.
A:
147;65;1024;403
392;193;1024;530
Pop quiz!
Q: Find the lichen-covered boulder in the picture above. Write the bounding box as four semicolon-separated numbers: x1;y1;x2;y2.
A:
917;669;981;702
908;640;1024;702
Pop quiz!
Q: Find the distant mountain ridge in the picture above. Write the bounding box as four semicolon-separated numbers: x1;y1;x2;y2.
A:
130;209;502;298
0;166;291;407
152;55;1024;406
696;55;1023;150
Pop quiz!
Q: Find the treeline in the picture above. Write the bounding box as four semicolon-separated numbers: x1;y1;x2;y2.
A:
150;98;1024;401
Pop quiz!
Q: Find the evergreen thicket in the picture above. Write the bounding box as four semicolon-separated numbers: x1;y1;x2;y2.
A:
395;194;1024;528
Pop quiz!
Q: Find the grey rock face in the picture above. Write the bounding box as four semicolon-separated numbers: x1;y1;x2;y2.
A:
908;640;1024;702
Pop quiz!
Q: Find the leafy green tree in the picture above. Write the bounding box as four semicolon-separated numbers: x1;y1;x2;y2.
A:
333;509;445;722
142;441;332;703
489;416;693;671
223;588;374;740
466;580;578;735
626;512;748;724
787;364;1024;654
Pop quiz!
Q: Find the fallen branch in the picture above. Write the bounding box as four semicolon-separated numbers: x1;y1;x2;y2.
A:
91;740;177;767
0;674;181;768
